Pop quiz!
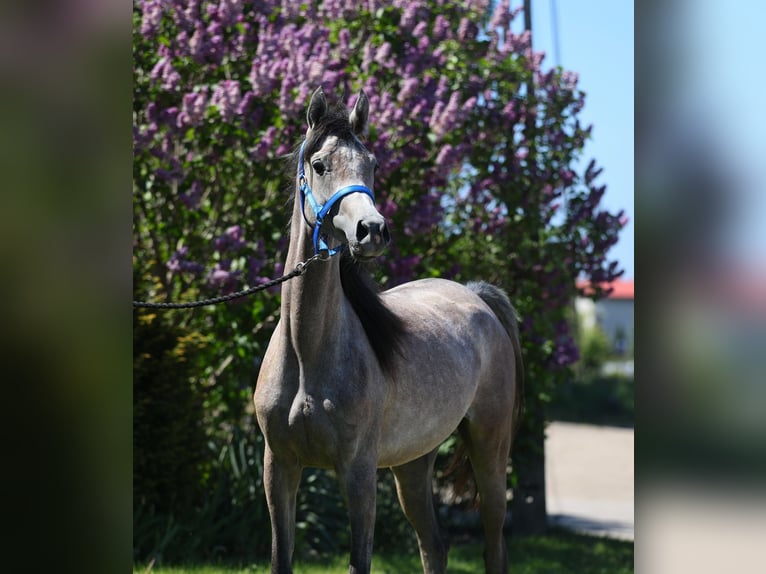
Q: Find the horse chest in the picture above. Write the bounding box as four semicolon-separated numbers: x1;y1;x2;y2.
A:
256;369;372;467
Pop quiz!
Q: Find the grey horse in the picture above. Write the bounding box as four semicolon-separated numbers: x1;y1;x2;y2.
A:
254;87;523;574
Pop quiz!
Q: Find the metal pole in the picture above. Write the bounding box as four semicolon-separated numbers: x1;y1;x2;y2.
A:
551;0;561;67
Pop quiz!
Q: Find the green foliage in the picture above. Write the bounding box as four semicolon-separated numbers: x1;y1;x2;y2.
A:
134;427;272;564
578;325;612;375
294;469;416;559
133;310;208;516
295;469;349;556
547;374;634;427
372;472;420;554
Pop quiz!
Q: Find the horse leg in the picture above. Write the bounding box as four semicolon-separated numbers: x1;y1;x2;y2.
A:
337;456;378;574
391;449;448;574
263;445;302;574
460;420;512;574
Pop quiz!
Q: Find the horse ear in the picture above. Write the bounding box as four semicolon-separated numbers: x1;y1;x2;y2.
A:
349;90;369;137
307;86;327;129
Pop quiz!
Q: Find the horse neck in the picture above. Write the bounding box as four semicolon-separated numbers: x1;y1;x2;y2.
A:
281;187;344;366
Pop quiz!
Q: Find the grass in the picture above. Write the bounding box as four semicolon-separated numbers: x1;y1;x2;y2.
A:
134;528;633;573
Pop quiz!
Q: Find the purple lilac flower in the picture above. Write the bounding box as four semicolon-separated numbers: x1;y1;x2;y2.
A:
561;70;579;91
388;254;422;286
177;89;208;127
236;90;256;116
206;262;242;293
167;246;204;275
584;159;604;185
412;21;428;38
489;0;512;34
179;180;204;210
252;126;277;160
398;78;419;102
211;80;242;122
558;167;575;186
189;24;206;62
435;143;453;165
205;20;224;63
213;225;246;252
247;252;267;282
432;15;449;40
429;92;462;139
378;197;398;221
175;0;201;30
218;0;243;26
375;42;391;62
140;0;164;37
400;3;420;29
457;18;476;41
512;32;534;60
149;57;180;92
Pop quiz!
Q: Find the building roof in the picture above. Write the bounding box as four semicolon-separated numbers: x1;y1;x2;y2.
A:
576;278;634;300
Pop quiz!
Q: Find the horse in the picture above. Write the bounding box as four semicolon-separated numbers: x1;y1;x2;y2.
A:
254;87;524;574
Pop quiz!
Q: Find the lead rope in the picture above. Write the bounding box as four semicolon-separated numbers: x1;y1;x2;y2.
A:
132;253;327;309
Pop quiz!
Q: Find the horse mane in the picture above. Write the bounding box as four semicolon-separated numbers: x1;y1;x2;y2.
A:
339;255;406;375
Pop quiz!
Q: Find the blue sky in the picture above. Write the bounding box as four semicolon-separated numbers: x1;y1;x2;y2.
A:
516;1;635;279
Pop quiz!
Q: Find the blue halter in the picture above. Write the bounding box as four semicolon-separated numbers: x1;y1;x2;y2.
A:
297;140;376;257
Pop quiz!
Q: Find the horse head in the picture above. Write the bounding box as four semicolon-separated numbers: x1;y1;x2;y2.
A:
298;87;390;260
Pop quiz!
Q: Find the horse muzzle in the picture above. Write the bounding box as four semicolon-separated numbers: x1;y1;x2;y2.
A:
350;214;390;259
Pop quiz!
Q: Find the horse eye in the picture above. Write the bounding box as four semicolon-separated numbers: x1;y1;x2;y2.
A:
311;159;325;176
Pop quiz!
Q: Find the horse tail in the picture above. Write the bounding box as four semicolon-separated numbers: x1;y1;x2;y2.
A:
444;282;525;506
466;281;525;437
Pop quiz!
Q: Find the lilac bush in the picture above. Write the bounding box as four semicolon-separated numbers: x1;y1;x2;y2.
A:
133;0;626;552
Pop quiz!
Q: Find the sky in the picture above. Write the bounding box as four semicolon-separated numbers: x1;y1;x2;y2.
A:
516;1;635;279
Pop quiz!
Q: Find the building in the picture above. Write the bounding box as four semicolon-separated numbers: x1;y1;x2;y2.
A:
575;278;634;356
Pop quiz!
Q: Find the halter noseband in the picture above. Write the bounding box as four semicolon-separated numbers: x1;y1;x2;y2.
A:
298;140;376;257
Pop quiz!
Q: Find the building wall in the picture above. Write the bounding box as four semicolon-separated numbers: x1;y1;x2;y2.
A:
575;296;634;355
574;297;598;332
596;299;634;355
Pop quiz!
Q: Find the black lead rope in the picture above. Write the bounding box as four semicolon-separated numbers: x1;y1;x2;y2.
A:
132;254;325;310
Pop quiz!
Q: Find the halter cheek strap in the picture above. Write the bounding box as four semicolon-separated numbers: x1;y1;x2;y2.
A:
298;140;376;256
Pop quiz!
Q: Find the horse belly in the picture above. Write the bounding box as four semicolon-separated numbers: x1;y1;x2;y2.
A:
377;360;479;467
376;283;503;467
377;412;466;468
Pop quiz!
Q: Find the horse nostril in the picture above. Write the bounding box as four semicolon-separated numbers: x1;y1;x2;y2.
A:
356;220;370;242
381;224;390;245
356;219;389;246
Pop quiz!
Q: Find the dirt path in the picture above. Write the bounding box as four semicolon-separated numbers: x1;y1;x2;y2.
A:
545;421;634;540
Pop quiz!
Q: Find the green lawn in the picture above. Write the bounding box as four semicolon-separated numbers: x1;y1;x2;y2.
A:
135;528;633;573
